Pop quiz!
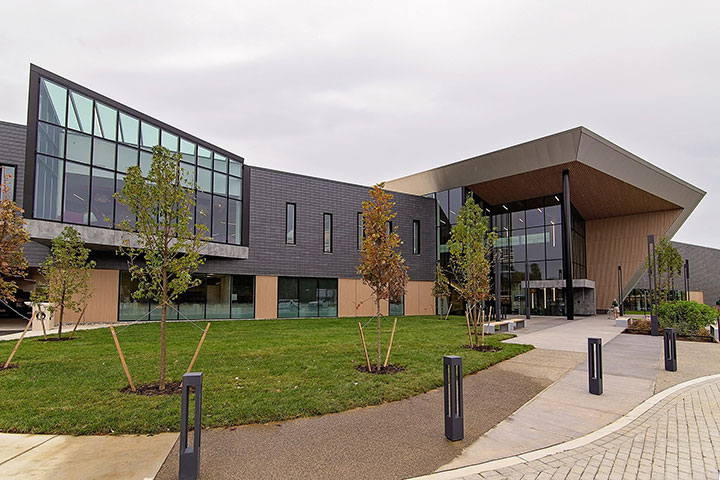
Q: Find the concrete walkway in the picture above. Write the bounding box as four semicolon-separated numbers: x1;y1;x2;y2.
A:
0;432;177;480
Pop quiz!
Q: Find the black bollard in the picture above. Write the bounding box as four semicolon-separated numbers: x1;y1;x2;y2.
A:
443;355;463;441
588;338;603;395
180;372;203;480
664;328;677;372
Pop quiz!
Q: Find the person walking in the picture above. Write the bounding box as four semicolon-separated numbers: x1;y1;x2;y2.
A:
612;299;619;319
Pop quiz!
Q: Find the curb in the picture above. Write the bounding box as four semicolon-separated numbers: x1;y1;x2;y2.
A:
412;373;720;479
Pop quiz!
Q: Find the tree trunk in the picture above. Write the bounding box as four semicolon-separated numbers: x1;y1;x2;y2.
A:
160;272;167;390
57;304;64;340
376;298;382;372
480;306;485;346
471;304;480;346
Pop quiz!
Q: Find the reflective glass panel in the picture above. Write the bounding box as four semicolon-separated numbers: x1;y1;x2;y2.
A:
140;150;152;176
117;145;138;172
180;139;196;164
198;146;212;168
66;131;91;164
140;122;159;150
118;271;149;321
118;112;139;145
526;226;546;261
0;166;15;201
545;204;561;225
63;162;90;224
114;174;134;228
213;172;227;195
195;192;212;238
177;274;206;320
526;206;544;228
94;103;117;140
231;275;254;319
34;155;64;221
214;153;228;173
278;277;299;318
449;187;463;224
161;131;178;152
286;203;295;244
212;195;227;243
323;213;332;253
67;91;93;133
546;260;563;280
318;278;337;317
228;199;242;245
436;190;449;226
39;79;67;126
197;168;211;192
528;261;545;280
180;162;195;189
90;168;114;228
545;223;562;259
93;137;116;169
37;122;65;158
511;209;526;230
389;296;404;316
229;159;242;177
413;220;420;254
228;176;242;199
299;278;318;317
510;231;525;262
206;275;231;319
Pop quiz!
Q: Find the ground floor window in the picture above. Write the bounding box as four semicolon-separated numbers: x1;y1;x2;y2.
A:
389;296;404;317
277;277;338;318
119;272;254;321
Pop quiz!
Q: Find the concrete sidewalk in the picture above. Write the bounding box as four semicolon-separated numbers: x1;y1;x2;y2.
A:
0;432;177;480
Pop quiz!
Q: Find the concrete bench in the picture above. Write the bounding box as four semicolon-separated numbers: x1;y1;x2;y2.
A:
615;316;632;328
514;319;525;329
710;324;719;343
484;320;515;334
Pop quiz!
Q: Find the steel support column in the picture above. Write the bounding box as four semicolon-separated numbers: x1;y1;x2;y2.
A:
562;169;574;320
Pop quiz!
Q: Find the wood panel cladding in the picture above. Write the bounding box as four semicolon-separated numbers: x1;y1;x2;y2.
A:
255;276;278;319
338;279;434;317
63;269;119;324
468;161;679;221
586;209;682;311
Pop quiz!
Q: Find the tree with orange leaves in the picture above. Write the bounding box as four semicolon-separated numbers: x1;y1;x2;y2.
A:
357;183;409;370
0;176;29;302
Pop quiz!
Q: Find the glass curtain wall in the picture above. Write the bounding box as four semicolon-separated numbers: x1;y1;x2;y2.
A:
33;76;244;244
277;277;338;318
490;195;587;316
119;272;254;321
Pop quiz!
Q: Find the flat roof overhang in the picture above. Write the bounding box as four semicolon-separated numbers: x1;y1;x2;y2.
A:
385;127;705;238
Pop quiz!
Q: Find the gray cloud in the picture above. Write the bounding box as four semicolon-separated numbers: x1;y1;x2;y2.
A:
1;0;718;247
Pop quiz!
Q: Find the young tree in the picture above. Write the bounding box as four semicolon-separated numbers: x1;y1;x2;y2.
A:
36;226;96;340
654;237;683;303
432;264;452;319
0;178;30;302
115;145;206;389
357;183;408;370
447;195;497;346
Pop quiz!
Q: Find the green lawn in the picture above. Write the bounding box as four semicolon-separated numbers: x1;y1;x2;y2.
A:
0;316;532;435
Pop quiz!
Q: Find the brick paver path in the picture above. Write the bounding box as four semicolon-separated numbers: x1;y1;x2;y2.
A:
463;378;720;480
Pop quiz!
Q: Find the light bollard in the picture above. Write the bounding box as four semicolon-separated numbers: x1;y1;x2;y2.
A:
180;372;203;480
664;328;677;372
588;338;603;395
443;355;463;441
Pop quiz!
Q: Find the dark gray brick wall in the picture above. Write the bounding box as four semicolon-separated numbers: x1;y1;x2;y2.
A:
0;121;49;266
92;166;437;281
633;241;720;307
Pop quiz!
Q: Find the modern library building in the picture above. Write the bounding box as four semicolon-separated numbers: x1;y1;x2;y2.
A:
0;64;709;325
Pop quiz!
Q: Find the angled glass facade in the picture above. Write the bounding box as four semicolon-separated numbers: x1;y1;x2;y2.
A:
30;75;244;244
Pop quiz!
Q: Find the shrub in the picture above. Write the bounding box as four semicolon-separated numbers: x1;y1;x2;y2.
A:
657;301;717;336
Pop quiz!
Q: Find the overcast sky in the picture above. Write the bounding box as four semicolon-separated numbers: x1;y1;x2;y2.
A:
1;1;718;247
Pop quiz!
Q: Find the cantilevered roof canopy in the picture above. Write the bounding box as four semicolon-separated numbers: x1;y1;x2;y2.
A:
385;127;705;239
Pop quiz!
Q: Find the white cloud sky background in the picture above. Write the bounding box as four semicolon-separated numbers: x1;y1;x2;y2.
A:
1;1;718;247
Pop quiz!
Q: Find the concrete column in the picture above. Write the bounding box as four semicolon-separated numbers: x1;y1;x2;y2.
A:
562;169;574;320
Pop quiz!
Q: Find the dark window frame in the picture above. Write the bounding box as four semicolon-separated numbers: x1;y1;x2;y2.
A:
413;219;420;254
323;212;333;253
286;202;296;245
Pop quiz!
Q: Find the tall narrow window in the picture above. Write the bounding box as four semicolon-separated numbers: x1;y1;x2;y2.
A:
286;203;296;244
0;165;16;201
413;220;420;254
323;213;332;253
357;212;364;250
386;221;392;236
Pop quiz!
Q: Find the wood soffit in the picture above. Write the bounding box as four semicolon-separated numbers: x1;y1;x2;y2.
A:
467;161;681;221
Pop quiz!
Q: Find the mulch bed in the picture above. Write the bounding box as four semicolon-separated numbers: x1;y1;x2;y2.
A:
355;364;405;375
37;337;76;342
0;363;18;371
121;381;182;396
623;319;714;343
462;344;502;352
